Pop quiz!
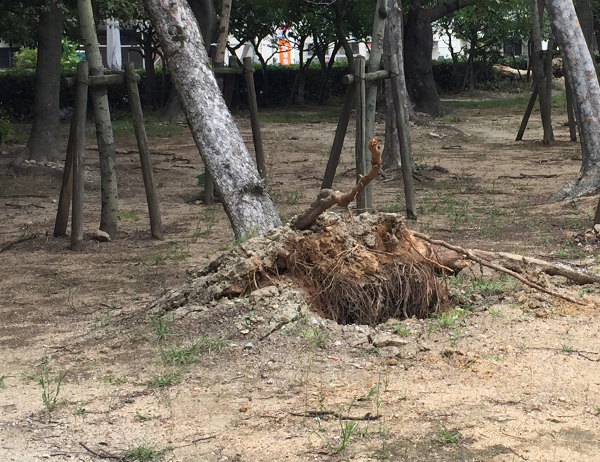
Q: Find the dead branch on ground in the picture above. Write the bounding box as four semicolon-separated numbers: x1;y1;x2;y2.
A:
0;234;36;253
293;137;382;230
412;231;588;306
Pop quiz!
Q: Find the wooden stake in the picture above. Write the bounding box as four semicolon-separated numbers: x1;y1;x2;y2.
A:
243;57;266;179
543;43;555;143
54;116;75;236
124;63;164;240
321;84;355;189
71;62;88;251
388;54;416;220
222;56;237;108
354;55;369;212
516;84;538;141
564;71;577;141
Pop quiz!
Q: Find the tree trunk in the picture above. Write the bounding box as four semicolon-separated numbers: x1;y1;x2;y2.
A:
529;0;554;145
215;0;232;65
382;0;412;171
575;0;595;54
332;2;355;70
17;0;62;164
142;0;281;239
404;1;441;116
317;41;341;105
143;26;158;110
77;0;120;238
545;0;600;202
158;0;215;122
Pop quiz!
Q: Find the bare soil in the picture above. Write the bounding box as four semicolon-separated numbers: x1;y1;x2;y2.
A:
2;93;600;462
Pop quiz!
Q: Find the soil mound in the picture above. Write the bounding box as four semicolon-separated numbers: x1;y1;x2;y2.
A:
151;212;447;325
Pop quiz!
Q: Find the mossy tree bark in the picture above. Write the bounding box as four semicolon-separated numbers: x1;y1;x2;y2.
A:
545;0;600;203
77;0;119;237
143;0;281;239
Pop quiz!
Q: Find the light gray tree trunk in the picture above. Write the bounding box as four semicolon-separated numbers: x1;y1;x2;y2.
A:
77;0;119;237
547;0;600;202
15;0;62;164
143;0;280;239
382;0;412;171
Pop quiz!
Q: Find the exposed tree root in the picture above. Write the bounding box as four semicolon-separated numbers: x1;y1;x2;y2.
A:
412;231;589;306
549;168;600;202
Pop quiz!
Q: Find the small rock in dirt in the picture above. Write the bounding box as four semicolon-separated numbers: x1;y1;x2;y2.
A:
91;229;111;242
594;224;600;235
240;329;250;335
364;234;377;248
249;285;279;302
239;406;248;412
372;334;408;348
387;358;398;366
243;342;253;350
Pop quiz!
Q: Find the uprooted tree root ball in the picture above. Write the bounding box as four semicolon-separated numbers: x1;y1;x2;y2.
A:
151;212;447;326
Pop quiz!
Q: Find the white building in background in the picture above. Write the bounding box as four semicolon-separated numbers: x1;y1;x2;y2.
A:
0;41;17;69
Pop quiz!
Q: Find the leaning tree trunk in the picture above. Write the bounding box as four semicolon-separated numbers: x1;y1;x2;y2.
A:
15;0;62;164
78;0;119;238
143;0;281;239
214;0;232;65
546;0;600;203
158;0;215;122
382;0;413;171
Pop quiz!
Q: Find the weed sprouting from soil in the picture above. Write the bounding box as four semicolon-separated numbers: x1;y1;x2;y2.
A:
150;371;182;387
160;336;228;366
303;326;329;349
438;428;461;445
34;357;67;413
125;436;172;461
150;314;173;341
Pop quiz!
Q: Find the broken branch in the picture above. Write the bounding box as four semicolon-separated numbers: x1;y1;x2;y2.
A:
293;137;382;230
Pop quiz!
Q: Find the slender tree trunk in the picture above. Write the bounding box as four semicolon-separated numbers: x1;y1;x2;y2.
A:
317;41;341;105
215;0;232;65
529;0;554;145
143;27;157;110
16;0;62;164
142;0;280;239
383;0;412;171
545;0;600;202
78;0;119;237
332;2;355;70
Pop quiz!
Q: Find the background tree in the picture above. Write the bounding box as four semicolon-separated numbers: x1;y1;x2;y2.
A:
0;0;64;164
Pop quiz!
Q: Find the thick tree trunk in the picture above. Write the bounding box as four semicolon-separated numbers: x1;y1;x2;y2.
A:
17;1;62;164
575;0;595;53
78;0;120;238
383;0;412;171
158;0;215;122
546;0;600;202
404;1;440;117
142;0;281;239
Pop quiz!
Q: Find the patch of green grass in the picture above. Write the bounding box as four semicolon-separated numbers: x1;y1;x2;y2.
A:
562;344;574;354
136;411;151;421
303;326;329;349
487;308;503;318
125;437;172;462
285;189;303;205
160;336;228;366
391;322;409;337
595;406;600;416
332;421;359;454
112;117;183;138
259;107;340;124
35;358;67;413
0;374;10;388
438;428;461;445
104;373;127;385
0;116;12;142
556;240;585;261
149;313;173;341
74;405;86;416
442;95;530;109
151;371;182;387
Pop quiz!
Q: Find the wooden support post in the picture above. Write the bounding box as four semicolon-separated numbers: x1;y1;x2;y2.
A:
71;62;88;250
543;43;555;143
564;72;577;141
243;57;267;179
54;116;76;236
388;54;416;220
516;85;539;141
321;84;355;189
222;56;237;108
354;55;369;212
124;63;165;240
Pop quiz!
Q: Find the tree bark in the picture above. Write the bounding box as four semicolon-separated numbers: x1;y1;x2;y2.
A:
331;2;355;70
545;0;600;202
143;0;281;239
382;0;412;171
215;0;232;65
528;0;554;145
16;0;62;164
575;0;595;54
143;26;158;110
77;0;119;238
403;0;478;117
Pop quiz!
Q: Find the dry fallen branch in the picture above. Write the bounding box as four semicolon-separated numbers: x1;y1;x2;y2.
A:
0;234;36;253
412;231;588;306
293;137;382;230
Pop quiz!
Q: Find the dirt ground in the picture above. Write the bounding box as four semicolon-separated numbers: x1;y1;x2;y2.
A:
2;90;600;462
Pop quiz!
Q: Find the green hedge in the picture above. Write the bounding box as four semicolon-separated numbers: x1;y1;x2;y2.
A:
0;59;522;118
